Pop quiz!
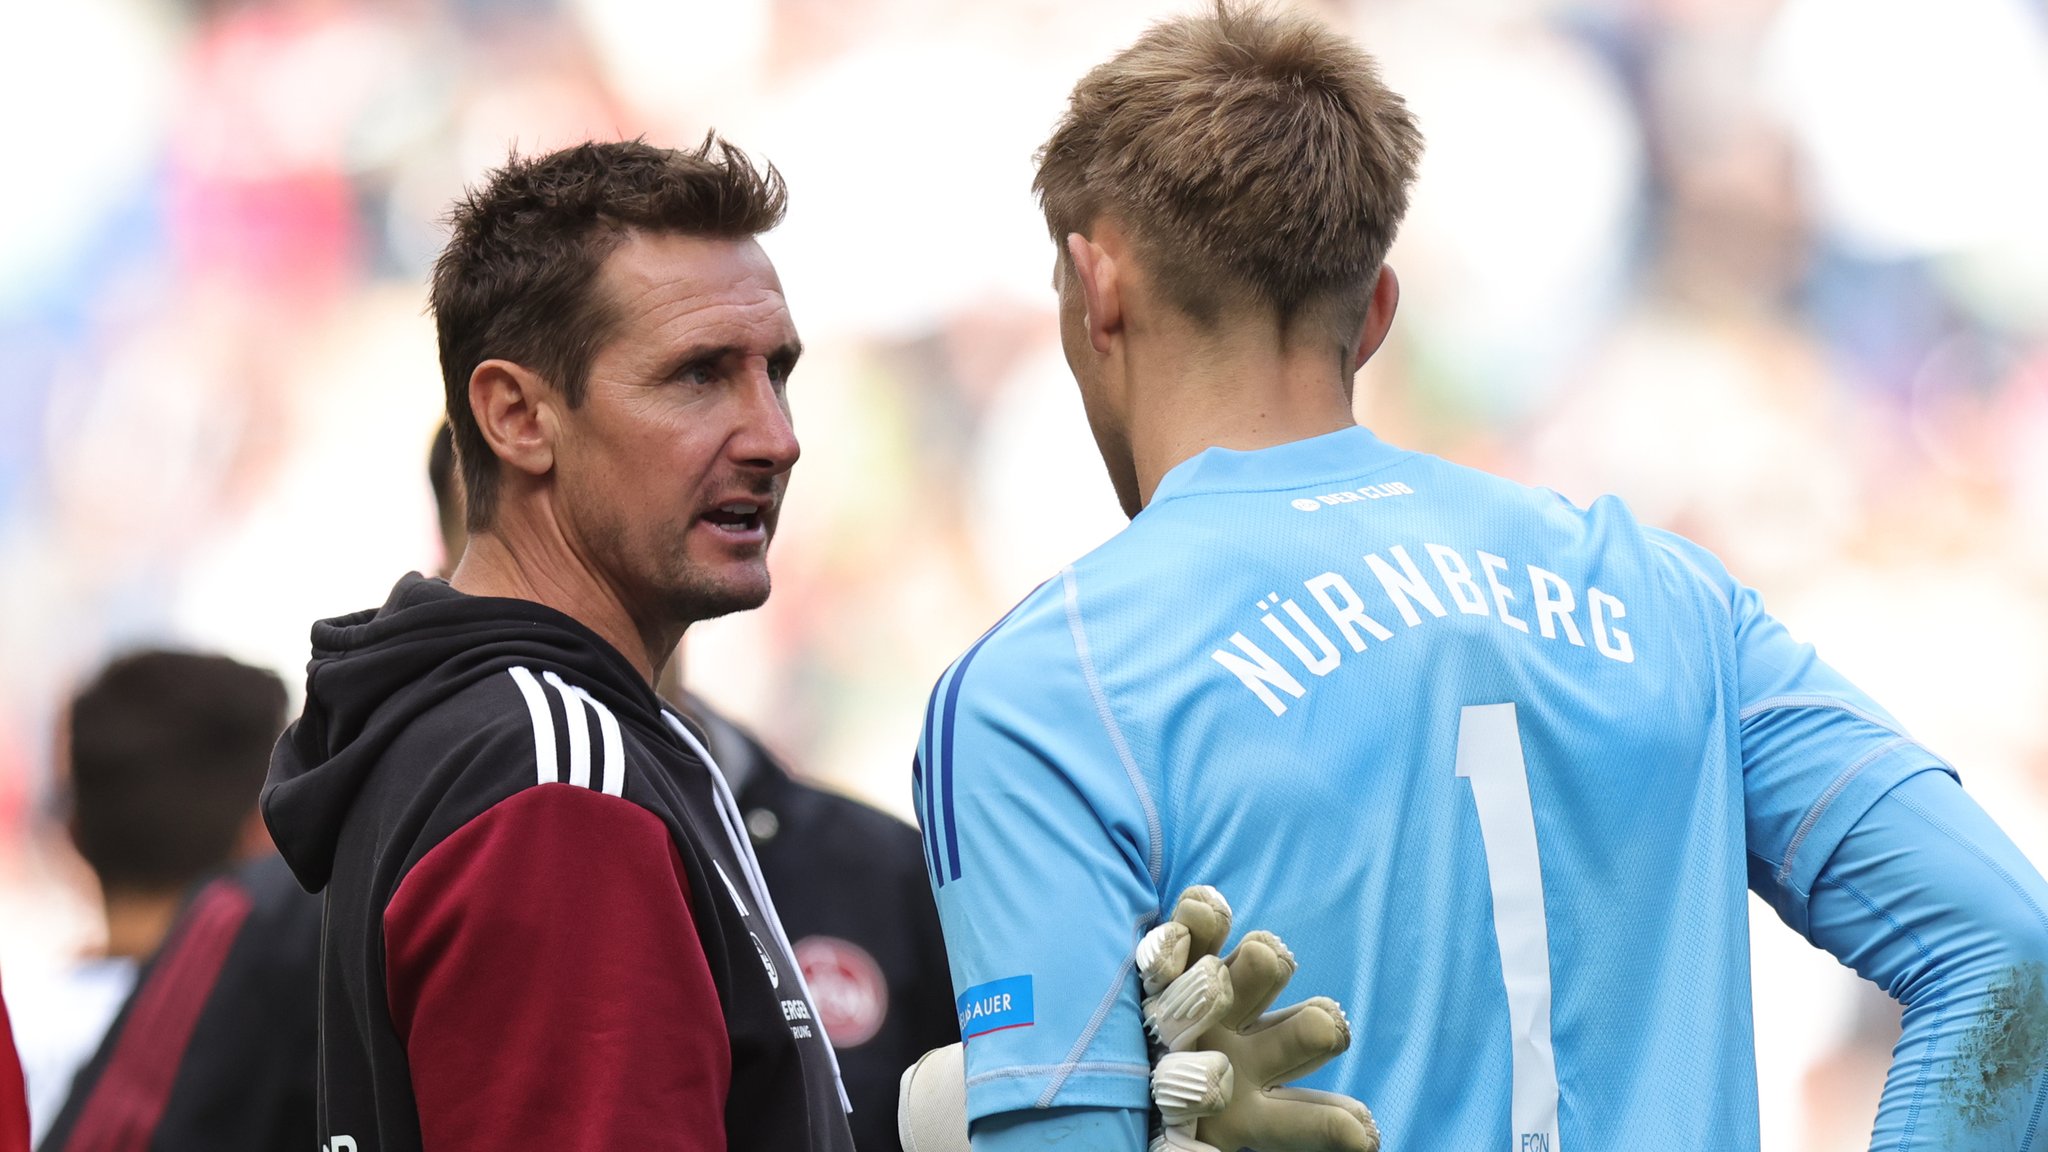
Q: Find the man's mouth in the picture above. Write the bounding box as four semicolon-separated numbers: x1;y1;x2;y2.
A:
702;500;767;536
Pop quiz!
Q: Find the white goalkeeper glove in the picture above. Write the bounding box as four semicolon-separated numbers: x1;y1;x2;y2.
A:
898;1041;968;1152
899;886;1377;1152
1140;885;1378;1152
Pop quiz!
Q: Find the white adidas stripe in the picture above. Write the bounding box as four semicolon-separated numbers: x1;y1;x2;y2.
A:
508;667;556;787
577;687;626;797
543;671;592;789
509;667;625;796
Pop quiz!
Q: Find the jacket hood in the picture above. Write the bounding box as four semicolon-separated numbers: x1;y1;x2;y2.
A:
262;573;657;892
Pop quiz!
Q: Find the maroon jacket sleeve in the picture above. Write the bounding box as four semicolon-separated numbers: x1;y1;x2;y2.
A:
384;784;730;1152
2;974;28;1152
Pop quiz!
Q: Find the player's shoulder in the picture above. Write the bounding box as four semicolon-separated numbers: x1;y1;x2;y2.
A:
1417;452;1739;582
380;660;656;821
920;575;1092;733
388;662;571;762
1408;447;1636;534
939;576;1074;678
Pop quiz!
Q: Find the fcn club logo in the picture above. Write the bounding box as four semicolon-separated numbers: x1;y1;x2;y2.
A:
796;936;888;1047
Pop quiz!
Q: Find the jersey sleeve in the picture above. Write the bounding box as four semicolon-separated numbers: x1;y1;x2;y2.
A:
915;590;1161;1126
383;784;731;1152
1806;768;2048;1149
970;1104;1150;1150
1654;531;1959;935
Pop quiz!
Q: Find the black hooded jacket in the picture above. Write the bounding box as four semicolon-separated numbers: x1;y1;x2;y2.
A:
263;574;853;1152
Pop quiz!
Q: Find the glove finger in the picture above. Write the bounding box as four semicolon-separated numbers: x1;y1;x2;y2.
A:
1217;997;1351;1085
1169;885;1233;960
1150;1125;1221;1152
1144;954;1235;1051
1151;1049;1233;1126
1137;920;1192;998
1208;1087;1378;1152
1219;930;1296;1029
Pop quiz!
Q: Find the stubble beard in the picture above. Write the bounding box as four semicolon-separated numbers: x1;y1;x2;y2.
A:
583;501;775;640
649;527;775;630
656;564;772;628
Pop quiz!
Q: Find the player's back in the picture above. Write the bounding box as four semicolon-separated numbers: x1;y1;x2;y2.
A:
1071;426;1759;1148
929;425;1934;1148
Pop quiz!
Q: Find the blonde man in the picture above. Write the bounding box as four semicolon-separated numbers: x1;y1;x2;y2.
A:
918;6;2048;1151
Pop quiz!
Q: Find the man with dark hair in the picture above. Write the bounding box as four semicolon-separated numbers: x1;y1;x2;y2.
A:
263;137;852;1152
35;654;317;1152
923;6;2048;1152
13;651;286;1145
427;419;958;1152
67;651;285;919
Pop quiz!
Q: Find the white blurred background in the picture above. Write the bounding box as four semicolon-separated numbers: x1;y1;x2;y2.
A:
1;0;2044;1145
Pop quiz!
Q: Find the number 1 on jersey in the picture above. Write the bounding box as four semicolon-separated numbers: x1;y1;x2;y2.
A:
1456;703;1562;1152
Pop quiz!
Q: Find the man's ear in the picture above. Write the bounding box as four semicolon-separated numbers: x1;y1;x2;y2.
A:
1066;232;1122;357
468;359;555;480
1352;264;1401;370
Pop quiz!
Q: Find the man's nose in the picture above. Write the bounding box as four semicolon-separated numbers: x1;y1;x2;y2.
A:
732;364;800;473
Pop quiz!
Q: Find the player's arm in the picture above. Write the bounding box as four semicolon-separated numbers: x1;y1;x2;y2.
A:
1663;532;2048;1148
383;784;730;1152
902;887;1376;1152
913;597;1158;1151
1804;769;2048;1149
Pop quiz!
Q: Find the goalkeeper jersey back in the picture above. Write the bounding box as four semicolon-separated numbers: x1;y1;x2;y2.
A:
916;425;1950;1150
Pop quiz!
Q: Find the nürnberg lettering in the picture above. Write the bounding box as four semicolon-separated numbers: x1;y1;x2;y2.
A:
1213;540;1634;716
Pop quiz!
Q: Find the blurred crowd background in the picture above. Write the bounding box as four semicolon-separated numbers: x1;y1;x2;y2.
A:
2;0;2044;1146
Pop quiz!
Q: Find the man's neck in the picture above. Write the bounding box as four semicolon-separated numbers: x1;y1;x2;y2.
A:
101;889;183;961
450;520;675;686
1126;319;1358;509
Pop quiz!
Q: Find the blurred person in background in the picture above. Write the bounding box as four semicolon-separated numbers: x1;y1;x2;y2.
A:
30;653;319;1152
921;5;2048;1151
36;840;318;1152
429;422;957;1152
260;138;853;1152
9;651;284;1147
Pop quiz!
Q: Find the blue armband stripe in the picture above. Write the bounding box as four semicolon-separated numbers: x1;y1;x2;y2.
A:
940;632;996;883
936;588;1043;885
919;683;944;885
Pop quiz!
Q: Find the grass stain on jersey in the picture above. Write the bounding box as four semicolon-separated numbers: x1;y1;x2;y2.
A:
1945;961;2048;1135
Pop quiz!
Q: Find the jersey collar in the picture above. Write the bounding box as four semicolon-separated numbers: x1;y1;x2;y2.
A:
1143;425;1408;510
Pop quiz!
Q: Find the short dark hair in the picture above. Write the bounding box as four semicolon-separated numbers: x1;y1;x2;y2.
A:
66;650;288;895
1035;2;1423;333
428;419;462;564
431;136;789;530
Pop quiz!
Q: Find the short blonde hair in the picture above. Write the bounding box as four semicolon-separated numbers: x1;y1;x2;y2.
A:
1034;3;1423;332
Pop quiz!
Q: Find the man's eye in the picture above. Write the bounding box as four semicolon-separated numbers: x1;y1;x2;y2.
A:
675;364;716;386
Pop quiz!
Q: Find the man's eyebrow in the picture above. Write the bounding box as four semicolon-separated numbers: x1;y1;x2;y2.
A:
664;339;804;369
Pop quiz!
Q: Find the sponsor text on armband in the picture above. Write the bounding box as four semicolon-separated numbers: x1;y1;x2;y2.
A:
957;975;1035;1039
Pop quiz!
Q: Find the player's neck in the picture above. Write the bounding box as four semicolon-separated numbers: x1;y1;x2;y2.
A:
450;512;679;687
1126;319;1357;509
100;888;182;961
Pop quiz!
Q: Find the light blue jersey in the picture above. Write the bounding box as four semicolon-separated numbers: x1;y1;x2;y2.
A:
914;426;1960;1150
